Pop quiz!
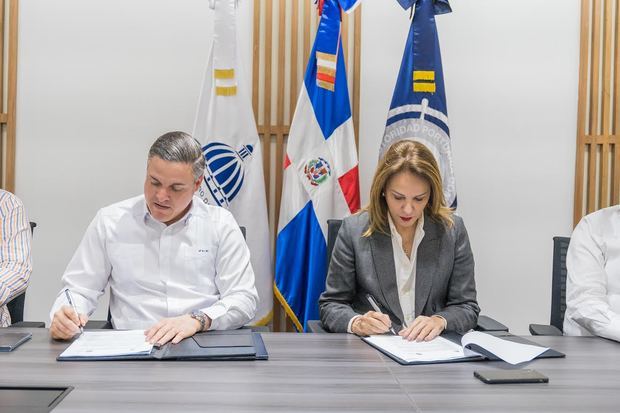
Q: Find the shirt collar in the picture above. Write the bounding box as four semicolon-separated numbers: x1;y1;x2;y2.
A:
142;197;195;227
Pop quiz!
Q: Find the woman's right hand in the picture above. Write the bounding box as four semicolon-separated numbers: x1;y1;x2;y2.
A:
351;311;392;336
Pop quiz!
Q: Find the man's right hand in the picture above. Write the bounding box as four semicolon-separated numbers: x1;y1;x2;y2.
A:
351;311;392;336
50;305;88;340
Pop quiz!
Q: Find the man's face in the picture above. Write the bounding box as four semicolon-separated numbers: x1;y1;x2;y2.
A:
144;156;202;226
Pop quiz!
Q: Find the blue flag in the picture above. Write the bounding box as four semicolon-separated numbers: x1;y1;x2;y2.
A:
396;0;451;15
381;0;456;207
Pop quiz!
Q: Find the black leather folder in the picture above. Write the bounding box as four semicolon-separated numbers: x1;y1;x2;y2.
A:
57;329;268;361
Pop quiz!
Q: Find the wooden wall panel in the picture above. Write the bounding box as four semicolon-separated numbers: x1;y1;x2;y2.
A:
0;0;18;192
252;1;362;331
575;0;620;225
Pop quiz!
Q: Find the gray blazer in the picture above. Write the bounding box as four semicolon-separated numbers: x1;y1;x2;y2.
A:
319;211;479;333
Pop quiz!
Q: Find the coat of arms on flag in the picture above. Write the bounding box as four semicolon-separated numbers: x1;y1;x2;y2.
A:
275;0;361;332
382;0;456;207
193;0;272;325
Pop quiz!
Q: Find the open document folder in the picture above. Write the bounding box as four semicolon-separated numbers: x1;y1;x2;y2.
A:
57;329;268;361
362;331;565;366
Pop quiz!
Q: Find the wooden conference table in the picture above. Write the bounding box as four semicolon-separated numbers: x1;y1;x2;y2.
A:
2;329;620;412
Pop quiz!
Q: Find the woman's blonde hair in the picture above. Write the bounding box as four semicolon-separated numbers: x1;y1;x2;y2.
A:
363;140;453;237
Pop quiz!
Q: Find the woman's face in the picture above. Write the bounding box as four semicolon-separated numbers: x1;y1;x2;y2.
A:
384;171;430;234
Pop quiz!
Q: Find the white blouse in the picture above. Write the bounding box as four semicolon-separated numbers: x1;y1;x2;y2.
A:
387;213;425;327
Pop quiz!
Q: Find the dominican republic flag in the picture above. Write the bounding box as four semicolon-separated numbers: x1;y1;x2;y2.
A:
382;0;456;207
275;0;361;332
193;0;272;325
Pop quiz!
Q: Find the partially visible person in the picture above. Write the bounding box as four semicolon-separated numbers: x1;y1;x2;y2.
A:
0;189;32;327
319;140;479;341
49;131;258;344
564;205;620;341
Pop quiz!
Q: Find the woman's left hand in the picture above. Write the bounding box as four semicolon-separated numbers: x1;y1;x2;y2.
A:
398;315;446;342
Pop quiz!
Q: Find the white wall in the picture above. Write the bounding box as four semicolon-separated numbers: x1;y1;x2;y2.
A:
16;0;253;322
15;0;579;333
360;0;580;333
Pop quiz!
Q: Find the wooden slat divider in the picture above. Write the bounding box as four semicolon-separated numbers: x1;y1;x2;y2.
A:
613;0;620;203
590;0;602;138
575;0;620;224
290;0;299;125
587;0;599;214
303;0;311;73
253;1;362;331
575;0;591;223
252;0;260;123
599;0;613;208
263;0;272;207
342;9;349;67
0;0;5;181
0;0;5;116
4;0;18;192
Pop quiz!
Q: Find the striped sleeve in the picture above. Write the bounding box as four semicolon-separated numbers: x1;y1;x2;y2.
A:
0;191;32;326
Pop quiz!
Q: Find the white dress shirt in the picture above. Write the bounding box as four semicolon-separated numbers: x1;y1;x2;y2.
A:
50;195;258;330
347;214;425;333
564;205;620;340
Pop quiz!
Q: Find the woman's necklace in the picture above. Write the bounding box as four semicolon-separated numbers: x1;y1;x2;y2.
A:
402;237;413;257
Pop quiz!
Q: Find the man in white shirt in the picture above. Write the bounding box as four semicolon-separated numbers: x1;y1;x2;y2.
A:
564;205;620;341
50;131;258;345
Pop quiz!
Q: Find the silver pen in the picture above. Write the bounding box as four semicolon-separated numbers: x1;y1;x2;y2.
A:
64;288;84;334
365;294;397;335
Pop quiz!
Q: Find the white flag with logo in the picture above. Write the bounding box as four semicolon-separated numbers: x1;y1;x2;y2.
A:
193;0;272;325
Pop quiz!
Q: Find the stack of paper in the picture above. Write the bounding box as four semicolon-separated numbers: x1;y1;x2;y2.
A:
59;330;153;358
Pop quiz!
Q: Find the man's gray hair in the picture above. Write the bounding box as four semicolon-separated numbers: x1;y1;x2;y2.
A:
148;131;206;181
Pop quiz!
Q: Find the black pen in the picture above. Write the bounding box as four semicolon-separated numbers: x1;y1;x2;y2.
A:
365;294;397;335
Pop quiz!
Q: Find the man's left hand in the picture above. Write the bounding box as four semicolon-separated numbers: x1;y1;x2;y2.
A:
398;315;446;342
145;314;211;346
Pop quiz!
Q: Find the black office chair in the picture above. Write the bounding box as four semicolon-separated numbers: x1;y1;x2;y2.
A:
307;219;509;333
85;225;248;330
7;222;45;328
529;236;570;336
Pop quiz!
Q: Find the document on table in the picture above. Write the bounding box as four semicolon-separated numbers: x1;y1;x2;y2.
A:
59;330;153;358
364;335;466;363
461;331;549;365
364;331;551;365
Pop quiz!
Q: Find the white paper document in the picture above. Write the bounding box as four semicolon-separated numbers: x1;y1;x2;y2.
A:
59;330;153;358
364;335;466;362
461;331;549;365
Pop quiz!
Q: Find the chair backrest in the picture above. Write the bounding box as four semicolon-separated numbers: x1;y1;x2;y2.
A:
550;236;570;331
6;222;37;324
326;220;343;266
7;293;25;324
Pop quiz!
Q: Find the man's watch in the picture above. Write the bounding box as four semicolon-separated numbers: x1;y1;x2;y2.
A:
190;311;208;332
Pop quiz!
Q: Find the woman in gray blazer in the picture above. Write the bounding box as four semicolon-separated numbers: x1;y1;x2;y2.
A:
319;140;479;341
